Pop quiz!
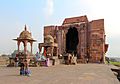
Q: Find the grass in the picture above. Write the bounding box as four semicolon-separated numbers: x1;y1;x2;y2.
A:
109;61;120;67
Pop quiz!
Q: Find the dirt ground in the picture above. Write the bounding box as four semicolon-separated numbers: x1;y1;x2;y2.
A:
0;64;119;84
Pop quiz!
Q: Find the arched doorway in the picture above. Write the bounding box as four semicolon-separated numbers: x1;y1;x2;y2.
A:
66;27;79;54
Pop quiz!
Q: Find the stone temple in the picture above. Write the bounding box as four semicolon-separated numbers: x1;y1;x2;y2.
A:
39;15;108;63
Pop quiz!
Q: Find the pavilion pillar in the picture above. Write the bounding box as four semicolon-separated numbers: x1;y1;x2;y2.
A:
17;41;20;52
39;46;42;53
30;42;33;54
23;41;27;54
51;47;54;57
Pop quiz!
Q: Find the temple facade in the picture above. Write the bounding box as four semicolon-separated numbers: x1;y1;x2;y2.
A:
39;15;108;63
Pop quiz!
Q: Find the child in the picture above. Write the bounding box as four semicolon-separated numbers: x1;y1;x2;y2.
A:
20;61;25;75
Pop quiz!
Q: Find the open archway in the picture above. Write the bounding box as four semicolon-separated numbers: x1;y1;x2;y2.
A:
66;27;79;54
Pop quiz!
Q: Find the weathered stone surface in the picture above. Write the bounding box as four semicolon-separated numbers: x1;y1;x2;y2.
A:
0;64;119;84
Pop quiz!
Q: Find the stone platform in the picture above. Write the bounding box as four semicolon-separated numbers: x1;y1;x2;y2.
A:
0;64;119;84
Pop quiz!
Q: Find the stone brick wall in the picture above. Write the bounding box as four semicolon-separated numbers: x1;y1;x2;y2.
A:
42;16;106;63
90;19;104;62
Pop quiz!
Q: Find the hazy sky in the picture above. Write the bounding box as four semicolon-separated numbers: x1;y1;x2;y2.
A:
0;0;120;57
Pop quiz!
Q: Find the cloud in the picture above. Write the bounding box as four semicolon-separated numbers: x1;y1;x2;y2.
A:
83;0;120;37
44;0;54;18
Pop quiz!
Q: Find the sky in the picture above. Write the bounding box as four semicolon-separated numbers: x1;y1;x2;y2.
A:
0;0;120;57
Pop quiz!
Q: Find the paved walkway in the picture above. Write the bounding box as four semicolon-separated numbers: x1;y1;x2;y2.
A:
0;64;119;84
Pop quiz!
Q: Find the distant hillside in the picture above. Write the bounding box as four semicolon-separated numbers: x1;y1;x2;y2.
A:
109;57;120;62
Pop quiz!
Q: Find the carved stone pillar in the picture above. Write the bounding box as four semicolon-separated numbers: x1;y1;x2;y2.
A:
17;41;20;52
51;47;54;57
30;41;33;53
64;29;68;53
23;41;27;54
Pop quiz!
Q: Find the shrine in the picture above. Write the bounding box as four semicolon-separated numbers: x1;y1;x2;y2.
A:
39;35;59;66
40;15;108;63
13;25;36;62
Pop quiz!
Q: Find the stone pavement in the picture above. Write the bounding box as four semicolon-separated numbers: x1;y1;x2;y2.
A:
0;64;119;84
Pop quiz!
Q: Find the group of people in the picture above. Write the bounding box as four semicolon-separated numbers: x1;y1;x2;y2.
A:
35;52;50;67
19;59;31;76
64;53;77;65
14;54;31;76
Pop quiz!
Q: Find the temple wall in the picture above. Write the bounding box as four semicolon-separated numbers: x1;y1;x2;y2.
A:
42;16;106;63
90;19;105;62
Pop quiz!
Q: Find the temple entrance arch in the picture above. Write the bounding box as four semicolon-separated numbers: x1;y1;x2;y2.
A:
66;27;79;54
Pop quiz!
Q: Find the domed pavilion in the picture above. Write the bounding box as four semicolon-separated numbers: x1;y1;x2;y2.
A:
39;35;58;57
13;25;36;54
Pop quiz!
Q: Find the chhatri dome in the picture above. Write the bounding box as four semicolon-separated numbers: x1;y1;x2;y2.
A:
44;35;54;43
13;25;36;54
19;25;33;40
